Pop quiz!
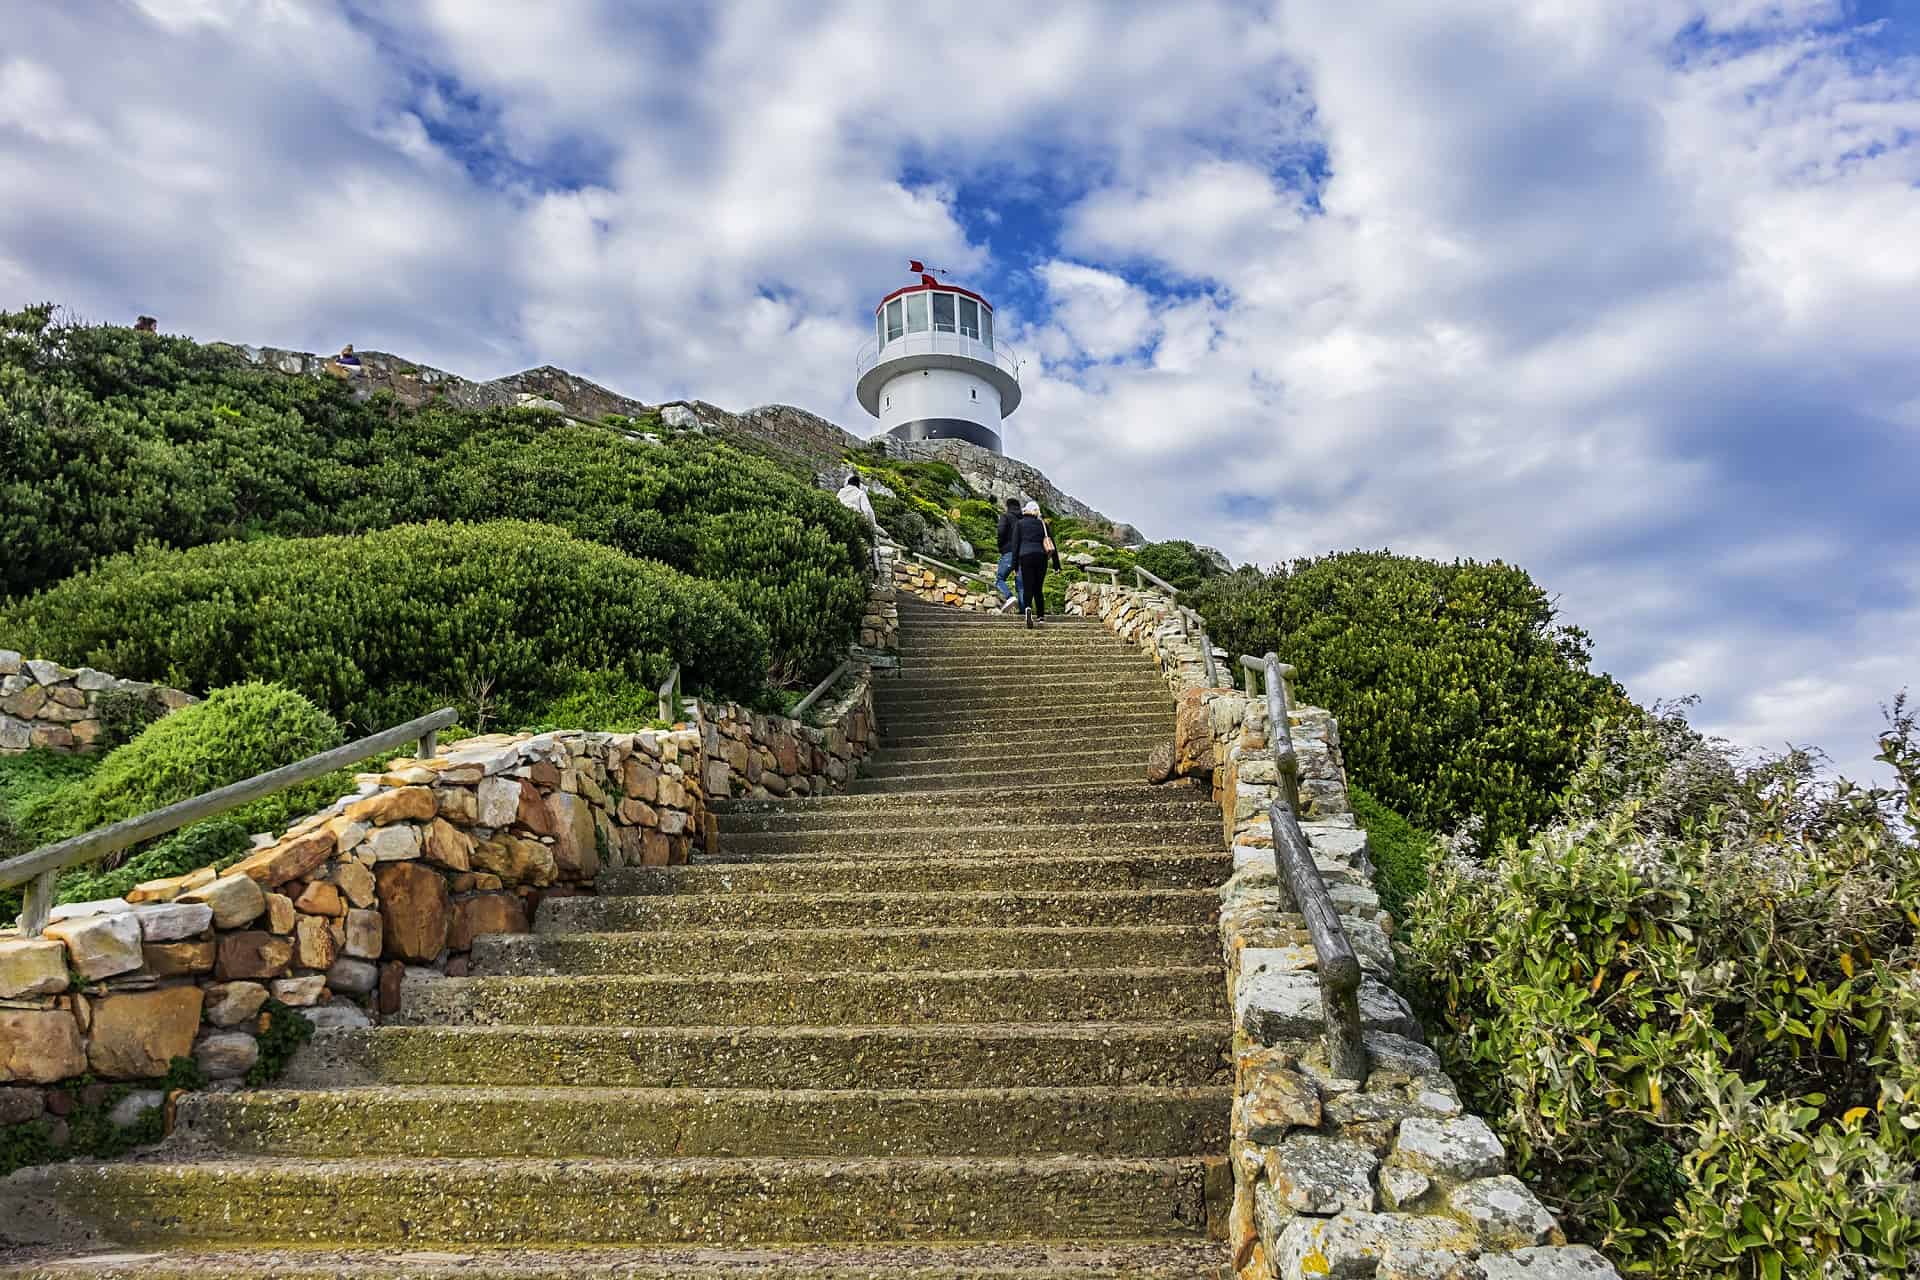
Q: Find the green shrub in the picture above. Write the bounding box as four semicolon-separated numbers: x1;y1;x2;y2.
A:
0;521;769;731
0;306;869;680
1190;551;1631;844
1135;540;1222;593
1349;783;1435;922
20;683;339;842
1399;703;1920;1275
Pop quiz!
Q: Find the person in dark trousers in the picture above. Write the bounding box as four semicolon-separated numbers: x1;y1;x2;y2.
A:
1012;500;1060;627
994;496;1023;612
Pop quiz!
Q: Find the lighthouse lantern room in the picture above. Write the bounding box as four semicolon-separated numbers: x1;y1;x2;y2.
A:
856;262;1021;455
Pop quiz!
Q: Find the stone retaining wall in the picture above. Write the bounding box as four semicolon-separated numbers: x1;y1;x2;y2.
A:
0;668;881;1154
1066;581;1622;1280
0;651;195;754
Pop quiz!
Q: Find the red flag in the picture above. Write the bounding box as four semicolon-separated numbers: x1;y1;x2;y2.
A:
908;260;925;273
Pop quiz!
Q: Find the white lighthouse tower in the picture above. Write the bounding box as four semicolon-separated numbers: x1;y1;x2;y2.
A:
856;263;1021;454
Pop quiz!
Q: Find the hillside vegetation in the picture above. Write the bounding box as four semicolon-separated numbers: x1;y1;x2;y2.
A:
0;304;870;702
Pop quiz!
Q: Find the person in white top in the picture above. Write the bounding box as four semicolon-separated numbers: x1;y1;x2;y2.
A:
836;473;878;528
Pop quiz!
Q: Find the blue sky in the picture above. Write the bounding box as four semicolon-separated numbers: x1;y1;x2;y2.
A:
2;0;1916;778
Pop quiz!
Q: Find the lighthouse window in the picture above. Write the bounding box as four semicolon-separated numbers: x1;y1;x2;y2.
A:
932;292;956;333
980;306;993;348
957;297;980;339
884;298;904;342
875;312;885;350
905;293;929;334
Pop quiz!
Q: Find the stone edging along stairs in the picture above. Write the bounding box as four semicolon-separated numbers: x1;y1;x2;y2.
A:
0;598;1234;1277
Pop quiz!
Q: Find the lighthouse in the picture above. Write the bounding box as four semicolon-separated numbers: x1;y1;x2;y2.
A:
856;263;1021;455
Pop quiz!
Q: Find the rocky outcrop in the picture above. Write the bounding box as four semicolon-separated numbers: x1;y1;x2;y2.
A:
882;436;1146;544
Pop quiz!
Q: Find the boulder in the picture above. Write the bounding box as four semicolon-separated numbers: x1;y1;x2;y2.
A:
0;1010;86;1083
330;860;377;909
1449;1176;1562;1248
294;881;346;917
364;824;420;862
433;785;478;824
183;874;266;929
265;891;296;935
270;974;326;1007
376;862;450;962
1392;1116;1507;1184
107;1089;166;1129
228;828;333;888
125;866;217;904
294;915;338;970
88;986;204;1079
43;911;144;981
1265;1135;1378;1214
194;1031;260;1080
514;781;558;836
1146;740;1175;784
546;792;599;878
343;908;382;959
476;776;520;827
0;938;71;999
326;957;379;995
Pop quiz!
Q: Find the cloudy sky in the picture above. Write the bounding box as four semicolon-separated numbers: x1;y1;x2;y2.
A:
3;0;1916;777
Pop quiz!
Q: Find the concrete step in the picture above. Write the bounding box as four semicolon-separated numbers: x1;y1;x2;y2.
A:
878;724;1175;752
858;748;1147;780
875;693;1169;719
0;1154;1223;1247
712;791;1214;832
866;744;1170;770
879;709;1171;736
848;765;1145;795
472;924;1222;976
536;887;1220;933
283;1021;1234;1090
892;635;1135;652
392;968;1226;1028
175;1084;1230;1159
712;781;1201;814
0;1241;1229;1278
889;660;1161;681
884;670;1165;694
599;851;1228;893
711;819;1220;857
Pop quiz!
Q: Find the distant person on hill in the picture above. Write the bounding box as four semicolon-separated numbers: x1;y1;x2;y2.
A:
836;471;878;530
994;496;1023;613
132;315;157;333
327;344;363;378
1012;500;1060;628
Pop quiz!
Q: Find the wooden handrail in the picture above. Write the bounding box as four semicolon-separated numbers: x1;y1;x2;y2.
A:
791;659;852;721
897;548;985;585
1133;564;1181;596
1240;651;1367;1080
3;706;458;936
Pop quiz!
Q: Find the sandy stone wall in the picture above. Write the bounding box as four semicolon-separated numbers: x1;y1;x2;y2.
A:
0;651;195;754
1067;580;1622;1280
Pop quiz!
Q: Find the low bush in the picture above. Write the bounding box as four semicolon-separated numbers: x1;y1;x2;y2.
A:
1191;551;1631;845
1348;783;1435;922
0;521;769;731
1134;540;1223;593
1400;701;1920;1276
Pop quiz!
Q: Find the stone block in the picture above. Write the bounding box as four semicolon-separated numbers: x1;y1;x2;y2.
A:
343;908;382;959
326;958;378;995
1392;1116;1507;1183
363;824;420;862
47;897;131;923
434;785;478;824
1266;1134;1378;1214
306;1004;371;1031
448;894;529;952
0;939;70;998
1235;966;1322;1044
1365;1030;1443;1080
1448;1177;1560;1248
331;859;376;909
203;981;269;1027
294;881;346;917
228;829;333;888
294;915;338;970
215;931;294;980
126;865;217;904
1239;1051;1321;1143
345;785;436;826
546;792;598;878
131;902;213;941
476;776;520;827
142;940;215;977
107;1089;166;1129
0;1010;86;1083
183;873;266;929
1274;1210;1478;1278
271;974;326;1007
88;986;203;1079
376;862;450;962
422;818;472;872
194;1030;259;1080
43;911;144;981
1477;1247;1621;1279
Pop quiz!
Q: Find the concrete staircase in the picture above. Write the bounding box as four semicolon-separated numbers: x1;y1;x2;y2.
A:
2;599;1230;1277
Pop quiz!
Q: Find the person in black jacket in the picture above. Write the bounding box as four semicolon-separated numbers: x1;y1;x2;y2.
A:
993;496;1022;612
1012;500;1060;627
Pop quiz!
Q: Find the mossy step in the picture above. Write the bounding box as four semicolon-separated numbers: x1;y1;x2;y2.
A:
175;1084;1230;1159
282;1021;1233;1089
877;710;1172;736
858;752;1148;781
848;767;1145;795
713;797;1214;833
712;819;1219;857
471;924;1221;977
391;967;1226;1028
880;676;1167;701
866;743;1176;769
599;851;1228;894
877;725;1175;752
0;1155;1223;1247
536;887;1220;933
1;1241;1230;1278
875;693;1169;717
888;661;1162;681
712;781;1198;816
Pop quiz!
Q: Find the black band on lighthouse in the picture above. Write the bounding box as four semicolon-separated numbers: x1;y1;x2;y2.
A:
885;418;1004;452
